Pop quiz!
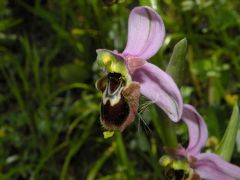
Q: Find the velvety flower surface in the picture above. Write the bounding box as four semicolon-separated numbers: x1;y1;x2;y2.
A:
177;104;240;179
95;51;140;131
97;6;183;124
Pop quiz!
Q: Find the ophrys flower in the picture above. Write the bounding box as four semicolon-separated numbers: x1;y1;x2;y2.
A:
96;6;183;131
160;105;240;179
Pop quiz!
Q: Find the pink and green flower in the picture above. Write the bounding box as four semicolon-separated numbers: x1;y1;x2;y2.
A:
96;6;183;131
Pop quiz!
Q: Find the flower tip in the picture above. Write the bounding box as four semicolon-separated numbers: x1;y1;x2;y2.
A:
180;38;188;49
103;131;115;139
167;109;182;123
182;37;187;43
172;115;181;123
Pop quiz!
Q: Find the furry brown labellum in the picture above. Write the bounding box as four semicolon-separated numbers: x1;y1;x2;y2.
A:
96;72;140;132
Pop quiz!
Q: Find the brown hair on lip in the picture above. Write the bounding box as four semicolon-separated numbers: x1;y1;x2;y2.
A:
100;82;140;132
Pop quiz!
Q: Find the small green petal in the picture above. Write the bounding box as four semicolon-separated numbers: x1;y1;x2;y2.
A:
103;131;115;139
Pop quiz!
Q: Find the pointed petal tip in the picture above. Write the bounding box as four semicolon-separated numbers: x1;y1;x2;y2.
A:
181;38;187;44
168;113;181;123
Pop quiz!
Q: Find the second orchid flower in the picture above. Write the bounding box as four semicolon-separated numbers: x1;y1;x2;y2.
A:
160;105;240;179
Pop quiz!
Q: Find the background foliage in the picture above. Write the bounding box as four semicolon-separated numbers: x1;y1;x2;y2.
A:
0;0;239;179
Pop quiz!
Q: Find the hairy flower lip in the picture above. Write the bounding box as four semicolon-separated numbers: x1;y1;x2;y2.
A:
100;81;140;132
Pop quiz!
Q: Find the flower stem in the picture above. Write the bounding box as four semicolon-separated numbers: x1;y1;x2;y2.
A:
115;132;135;178
155;108;178;148
161;119;178;148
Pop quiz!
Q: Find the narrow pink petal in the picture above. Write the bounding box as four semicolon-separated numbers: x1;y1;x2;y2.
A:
122;6;165;60
133;62;183;122
182;104;208;155
194;153;240;179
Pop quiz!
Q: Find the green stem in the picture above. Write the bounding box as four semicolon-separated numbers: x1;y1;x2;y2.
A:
161;118;178;148
156;109;178;148
115;132;135;178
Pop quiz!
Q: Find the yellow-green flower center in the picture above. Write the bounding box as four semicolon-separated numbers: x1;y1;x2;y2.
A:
159;155;197;180
96;50;131;87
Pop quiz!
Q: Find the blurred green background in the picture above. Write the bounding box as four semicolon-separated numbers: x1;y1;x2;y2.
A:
0;0;240;179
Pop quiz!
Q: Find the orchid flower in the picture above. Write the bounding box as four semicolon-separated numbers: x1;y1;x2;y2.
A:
96;6;183;131
161;104;240;179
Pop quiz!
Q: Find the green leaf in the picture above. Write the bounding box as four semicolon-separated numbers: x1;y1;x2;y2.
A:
215;102;240;161
87;144;115;180
0;19;21;31
166;38;188;87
